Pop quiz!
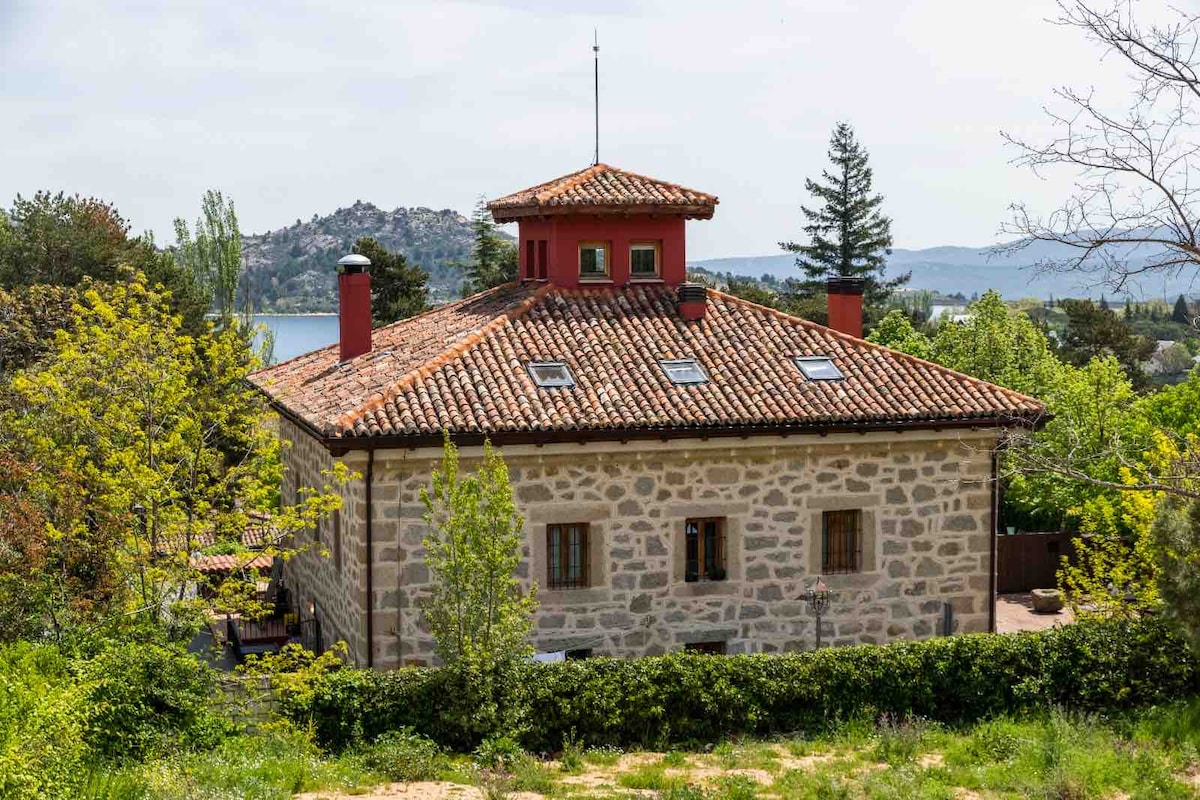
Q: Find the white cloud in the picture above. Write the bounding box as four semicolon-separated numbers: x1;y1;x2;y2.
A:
0;0;1154;257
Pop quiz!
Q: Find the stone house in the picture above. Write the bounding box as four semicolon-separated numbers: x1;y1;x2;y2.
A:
250;163;1045;669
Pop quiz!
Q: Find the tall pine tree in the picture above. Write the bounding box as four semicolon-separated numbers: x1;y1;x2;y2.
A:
780;122;906;308
1172;294;1192;325
351;236;429;326
462;198;518;296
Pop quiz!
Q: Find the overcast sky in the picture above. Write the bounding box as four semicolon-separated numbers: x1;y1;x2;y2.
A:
1;0;1141;259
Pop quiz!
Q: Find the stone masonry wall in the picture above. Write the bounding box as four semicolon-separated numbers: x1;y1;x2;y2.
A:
278;417;368;660
323;431;999;670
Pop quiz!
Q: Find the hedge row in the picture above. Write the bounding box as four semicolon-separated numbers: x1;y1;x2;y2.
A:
286;616;1197;752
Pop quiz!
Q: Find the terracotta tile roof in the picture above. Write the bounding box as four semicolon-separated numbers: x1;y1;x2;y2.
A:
250;285;1045;445
488;163;718;221
156;512;274;555
191;553;273;575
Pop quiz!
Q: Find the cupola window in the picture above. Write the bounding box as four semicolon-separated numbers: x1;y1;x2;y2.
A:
630;241;661;278
579;242;610;279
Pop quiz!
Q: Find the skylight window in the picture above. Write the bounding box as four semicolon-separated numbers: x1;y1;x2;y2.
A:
528;361;575;388
794;356;844;381
660;359;708;385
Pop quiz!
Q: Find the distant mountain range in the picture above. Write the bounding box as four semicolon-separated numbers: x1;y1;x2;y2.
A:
241;202;1197;312
690;240;1199;301
241;201;487;312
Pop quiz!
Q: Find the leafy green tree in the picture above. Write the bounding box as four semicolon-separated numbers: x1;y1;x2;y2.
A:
0;284;78;371
1145;369;1200;437
173;190;244;324
463;199;518;295
0;450;125;642
0;191;207;332
2;274;347;639
420;434;536;670
1172;295;1192;325
1058;477;1162;617
0;192;131;287
876;292;1158;535
1152;496;1200;648
723;274;779;308
1158;342;1195;376
865;309;932;359
1006;356;1153;532
779;122;907;308
1057;298;1154;385
929;291;1063;399
351;236;429;325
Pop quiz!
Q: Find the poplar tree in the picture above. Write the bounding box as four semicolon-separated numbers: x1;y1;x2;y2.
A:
780;122;906;308
420;434;536;671
173;190;244;324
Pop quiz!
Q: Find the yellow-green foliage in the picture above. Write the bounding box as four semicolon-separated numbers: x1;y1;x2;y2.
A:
0;644;91;800
2;273;352;638
1060;469;1163;615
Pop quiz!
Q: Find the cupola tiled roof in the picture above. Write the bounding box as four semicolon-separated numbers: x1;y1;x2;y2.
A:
487;163;718;222
249;284;1045;448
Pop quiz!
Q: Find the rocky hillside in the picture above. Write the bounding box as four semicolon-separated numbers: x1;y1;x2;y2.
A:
241;201;481;312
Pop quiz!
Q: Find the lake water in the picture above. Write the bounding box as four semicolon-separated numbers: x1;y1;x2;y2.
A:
253;315;338;363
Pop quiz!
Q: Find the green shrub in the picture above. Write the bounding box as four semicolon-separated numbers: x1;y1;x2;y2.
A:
77;641;228;762
559;730;584;773
508;755;556;794
473;734;525;771
0;643;92;800
870;714;931;764
289;616;1197;753
358;729;444;782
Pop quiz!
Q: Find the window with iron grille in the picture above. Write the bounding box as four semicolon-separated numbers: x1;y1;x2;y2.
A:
547;523;590;589
822;509;862;574
685;517;727;582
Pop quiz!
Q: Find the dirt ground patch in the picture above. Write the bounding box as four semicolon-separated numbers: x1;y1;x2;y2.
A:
294;781;484;800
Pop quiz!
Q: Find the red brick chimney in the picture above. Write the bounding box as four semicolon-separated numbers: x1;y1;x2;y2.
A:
826;277;864;338
337;253;372;361
677;282;707;321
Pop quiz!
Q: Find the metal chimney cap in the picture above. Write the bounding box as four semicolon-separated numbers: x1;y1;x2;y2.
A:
337;253;371;274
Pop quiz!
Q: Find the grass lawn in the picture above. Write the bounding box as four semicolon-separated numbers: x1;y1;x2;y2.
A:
92;703;1200;800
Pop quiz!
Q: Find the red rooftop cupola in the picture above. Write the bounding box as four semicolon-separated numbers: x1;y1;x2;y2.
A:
487;163;718;290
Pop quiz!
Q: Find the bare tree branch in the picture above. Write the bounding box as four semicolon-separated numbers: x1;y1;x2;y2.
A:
1002;1;1200;293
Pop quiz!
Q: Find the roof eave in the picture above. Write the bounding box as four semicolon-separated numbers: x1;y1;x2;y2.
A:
246;378;333;443
316;413;1047;456
489;203;716;223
